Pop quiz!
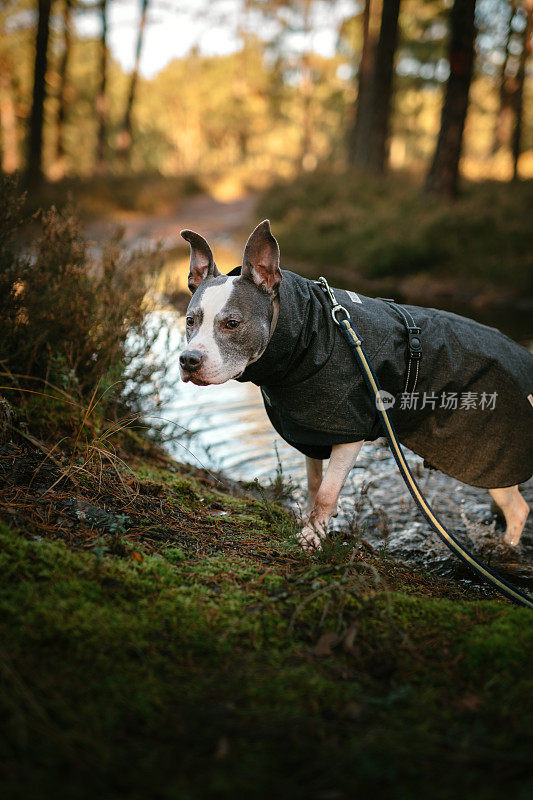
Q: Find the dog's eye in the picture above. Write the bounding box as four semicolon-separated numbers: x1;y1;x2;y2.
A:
185;316;194;327
225;319;241;330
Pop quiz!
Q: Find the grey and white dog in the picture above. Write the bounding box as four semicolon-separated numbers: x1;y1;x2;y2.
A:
179;220;531;551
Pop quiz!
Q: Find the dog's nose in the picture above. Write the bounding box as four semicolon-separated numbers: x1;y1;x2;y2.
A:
179;350;202;372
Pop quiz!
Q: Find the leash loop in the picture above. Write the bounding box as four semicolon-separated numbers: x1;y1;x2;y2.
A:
316;275;533;610
331;304;350;325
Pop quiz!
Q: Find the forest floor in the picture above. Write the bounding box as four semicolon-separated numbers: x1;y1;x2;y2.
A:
1;434;532;800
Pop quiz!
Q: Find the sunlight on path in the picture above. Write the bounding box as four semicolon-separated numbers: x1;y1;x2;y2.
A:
86;192;259;252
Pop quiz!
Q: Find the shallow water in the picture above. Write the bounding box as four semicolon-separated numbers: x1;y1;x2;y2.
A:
150;307;533;597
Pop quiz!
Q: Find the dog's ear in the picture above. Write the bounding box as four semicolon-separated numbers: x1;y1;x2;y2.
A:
180;229;221;293
241;220;282;295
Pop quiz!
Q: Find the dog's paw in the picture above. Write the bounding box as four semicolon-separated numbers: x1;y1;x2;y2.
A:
297;523;324;552
503;530;522;547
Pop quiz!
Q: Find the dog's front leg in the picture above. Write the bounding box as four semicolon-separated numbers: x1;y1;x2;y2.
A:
305;456;323;514
299;441;364;552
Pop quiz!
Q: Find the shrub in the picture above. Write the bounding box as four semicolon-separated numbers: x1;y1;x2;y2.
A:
259;168;533;291
23;173;202;218
0;177;167;441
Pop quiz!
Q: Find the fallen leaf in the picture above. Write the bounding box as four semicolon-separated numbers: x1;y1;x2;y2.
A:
214;736;230;760
457;694;482;711
345;701;363;719
314;631;341;657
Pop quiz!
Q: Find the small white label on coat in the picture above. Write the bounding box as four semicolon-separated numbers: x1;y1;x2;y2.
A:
346;290;362;304
528;394;533;408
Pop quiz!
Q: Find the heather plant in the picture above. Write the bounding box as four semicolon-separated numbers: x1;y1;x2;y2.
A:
0;177;167;441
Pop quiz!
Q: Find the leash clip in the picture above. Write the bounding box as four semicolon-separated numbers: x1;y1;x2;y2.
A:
315;276;353;329
315;275;337;305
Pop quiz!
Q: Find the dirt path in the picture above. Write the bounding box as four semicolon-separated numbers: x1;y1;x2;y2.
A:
85;192;259;251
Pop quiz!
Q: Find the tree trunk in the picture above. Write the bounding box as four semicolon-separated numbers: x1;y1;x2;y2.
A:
117;0;149;164
299;53;314;170
424;0;477;199
0;63;19;174
366;0;401;173
511;1;533;180
96;0;109;173
491;1;515;155
348;0;381;166
55;0;73;171
26;0;52;187
298;0;315;171
348;0;401;173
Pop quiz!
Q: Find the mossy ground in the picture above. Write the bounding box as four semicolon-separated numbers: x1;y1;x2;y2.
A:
0;439;532;799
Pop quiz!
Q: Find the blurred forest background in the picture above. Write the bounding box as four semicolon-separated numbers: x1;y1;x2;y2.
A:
1;0;532;292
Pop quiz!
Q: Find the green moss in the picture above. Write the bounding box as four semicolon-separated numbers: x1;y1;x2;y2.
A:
1;515;531;799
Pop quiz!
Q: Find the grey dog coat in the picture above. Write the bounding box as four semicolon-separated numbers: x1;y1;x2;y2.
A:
236;269;533;489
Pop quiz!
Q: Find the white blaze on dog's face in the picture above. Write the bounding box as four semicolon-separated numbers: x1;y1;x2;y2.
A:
179;221;282;386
